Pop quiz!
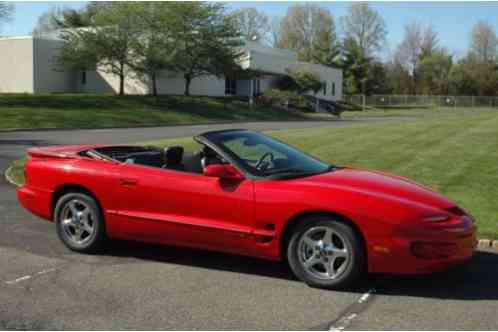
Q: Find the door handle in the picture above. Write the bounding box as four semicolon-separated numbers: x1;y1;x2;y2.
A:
120;178;138;186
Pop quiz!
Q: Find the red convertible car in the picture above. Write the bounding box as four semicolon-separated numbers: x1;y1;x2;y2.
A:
17;129;476;289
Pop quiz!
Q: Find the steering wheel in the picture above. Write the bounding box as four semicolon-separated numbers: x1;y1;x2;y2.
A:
255;152;275;171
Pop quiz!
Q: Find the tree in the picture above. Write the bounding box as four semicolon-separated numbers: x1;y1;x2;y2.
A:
59;3;142;95
417;49;452;95
129;2;177;96
0;2;14;34
287;68;323;94
301;24;341;67
287;68;323;111
269;17;281;48
341;3;387;58
32;6;64;37
385;58;411;95
278;4;336;58
167;2;243;96
230;7;270;44
420;24;439;58
394;21;441;94
395;21;422;75
340;37;370;95
470;21;497;63
450;54;498;96
53;2;113;29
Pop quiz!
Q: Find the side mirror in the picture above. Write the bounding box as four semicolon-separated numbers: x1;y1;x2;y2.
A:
203;164;244;180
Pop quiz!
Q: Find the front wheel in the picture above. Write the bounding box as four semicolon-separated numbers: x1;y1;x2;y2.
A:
54;192;106;253
287;218;365;289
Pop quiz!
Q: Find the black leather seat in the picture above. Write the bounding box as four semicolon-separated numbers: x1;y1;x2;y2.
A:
201;147;223;169
163;146;185;171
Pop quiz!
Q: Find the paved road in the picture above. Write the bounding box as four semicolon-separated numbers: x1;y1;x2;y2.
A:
1;120;497;330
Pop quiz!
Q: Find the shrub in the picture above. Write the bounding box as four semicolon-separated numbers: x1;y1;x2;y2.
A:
260;89;311;111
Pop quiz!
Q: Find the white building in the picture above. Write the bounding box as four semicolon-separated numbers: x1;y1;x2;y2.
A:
0;36;342;101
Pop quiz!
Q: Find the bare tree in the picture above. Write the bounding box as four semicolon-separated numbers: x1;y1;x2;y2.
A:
420;24;439;57
269;16;281;48
470;21;497;62
0;2;14;34
277;4;335;53
230;7;270;44
396;21;423;75
341;3;387;58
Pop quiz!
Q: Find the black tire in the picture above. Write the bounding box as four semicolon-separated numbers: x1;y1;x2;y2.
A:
54;192;106;253
286;216;365;289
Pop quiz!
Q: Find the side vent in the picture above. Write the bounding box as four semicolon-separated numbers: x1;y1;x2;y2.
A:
254;223;277;244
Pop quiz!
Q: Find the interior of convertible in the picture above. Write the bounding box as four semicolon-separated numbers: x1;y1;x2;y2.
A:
82;145;226;174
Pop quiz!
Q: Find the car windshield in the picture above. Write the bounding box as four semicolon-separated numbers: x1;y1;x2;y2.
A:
204;130;332;178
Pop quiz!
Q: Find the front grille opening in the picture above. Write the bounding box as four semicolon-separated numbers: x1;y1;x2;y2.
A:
446;206;466;216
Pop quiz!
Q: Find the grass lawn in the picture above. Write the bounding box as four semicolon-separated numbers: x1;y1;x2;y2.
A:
0;94;307;130
7;110;498;238
341;106;498;119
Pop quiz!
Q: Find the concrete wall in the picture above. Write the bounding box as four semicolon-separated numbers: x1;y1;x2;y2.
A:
155;72;226;96
80;66;148;95
80;69;227;96
33;38;77;93
0;37;34;93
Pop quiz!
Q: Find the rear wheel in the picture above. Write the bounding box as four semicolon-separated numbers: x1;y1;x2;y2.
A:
54;192;106;253
287;217;365;289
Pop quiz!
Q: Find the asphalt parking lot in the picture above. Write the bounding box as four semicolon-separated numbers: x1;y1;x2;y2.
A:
1;121;498;330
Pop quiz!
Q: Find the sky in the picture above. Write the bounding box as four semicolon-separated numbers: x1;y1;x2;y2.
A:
1;1;498;60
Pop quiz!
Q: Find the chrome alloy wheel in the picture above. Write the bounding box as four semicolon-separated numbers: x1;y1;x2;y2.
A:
297;226;351;280
60;199;96;245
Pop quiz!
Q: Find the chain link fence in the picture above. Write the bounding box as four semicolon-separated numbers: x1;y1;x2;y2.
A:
345;95;498;109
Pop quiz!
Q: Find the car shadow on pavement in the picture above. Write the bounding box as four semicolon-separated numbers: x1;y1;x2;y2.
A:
370;250;498;300
102;240;498;299
103;239;296;281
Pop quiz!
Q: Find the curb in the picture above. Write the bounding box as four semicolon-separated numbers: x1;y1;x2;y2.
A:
478;239;498;251
4;166;20;187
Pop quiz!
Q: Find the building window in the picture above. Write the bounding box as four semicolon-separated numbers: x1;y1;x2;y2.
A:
225;77;237;95
81;71;87;85
331;82;335;96
322;82;327;95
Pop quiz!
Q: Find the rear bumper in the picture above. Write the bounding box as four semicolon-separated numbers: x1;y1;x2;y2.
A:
17;185;52;221
369;218;477;275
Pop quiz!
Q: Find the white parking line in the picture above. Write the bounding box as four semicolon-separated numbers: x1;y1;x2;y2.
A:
4;268;56;285
329;288;376;331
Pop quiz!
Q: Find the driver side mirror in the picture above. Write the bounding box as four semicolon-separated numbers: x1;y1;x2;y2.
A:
203;164;244;180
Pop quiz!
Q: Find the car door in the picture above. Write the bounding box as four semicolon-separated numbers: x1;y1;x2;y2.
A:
110;162;256;256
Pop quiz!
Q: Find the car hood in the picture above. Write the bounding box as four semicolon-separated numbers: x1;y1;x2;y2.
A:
296;167;454;210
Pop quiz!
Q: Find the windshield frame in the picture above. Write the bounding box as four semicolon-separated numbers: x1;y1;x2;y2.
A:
196;129;334;180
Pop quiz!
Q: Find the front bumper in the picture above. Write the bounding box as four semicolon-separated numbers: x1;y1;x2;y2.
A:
369;216;477;274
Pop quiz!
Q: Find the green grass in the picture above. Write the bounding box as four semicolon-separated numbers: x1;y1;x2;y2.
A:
342;106;497;119
8;110;498;238
0;94;308;130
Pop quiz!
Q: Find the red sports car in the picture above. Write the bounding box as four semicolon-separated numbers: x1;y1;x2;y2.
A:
17;129;476;289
